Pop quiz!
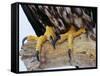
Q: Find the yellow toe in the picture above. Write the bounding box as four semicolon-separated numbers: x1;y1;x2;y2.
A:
27;35;38;41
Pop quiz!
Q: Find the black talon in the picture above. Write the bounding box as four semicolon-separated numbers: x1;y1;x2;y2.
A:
36;51;40;61
68;49;78;68
50;36;56;49
31;52;39;63
68;49;72;65
50;35;60;49
68;49;79;68
22;36;27;46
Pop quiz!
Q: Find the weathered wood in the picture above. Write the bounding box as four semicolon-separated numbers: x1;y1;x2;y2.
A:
20;34;96;71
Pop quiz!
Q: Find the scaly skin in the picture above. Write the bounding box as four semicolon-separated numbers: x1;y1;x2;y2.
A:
57;25;86;65
58;25;86;49
26;26;56;61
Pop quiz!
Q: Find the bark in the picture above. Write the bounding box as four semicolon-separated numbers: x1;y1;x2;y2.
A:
20;34;96;71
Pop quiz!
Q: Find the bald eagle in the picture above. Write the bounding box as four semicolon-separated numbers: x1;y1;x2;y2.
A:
21;4;97;67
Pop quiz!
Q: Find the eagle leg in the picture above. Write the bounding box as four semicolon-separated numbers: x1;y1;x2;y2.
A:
35;26;56;68
44;26;56;48
67;34;73;65
36;26;56;67
27;35;46;62
67;26;86;66
23;26;56;68
57;25;86;66
35;35;46;61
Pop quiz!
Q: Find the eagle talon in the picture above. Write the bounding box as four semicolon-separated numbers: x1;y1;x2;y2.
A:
22;36;27;46
35;50;40;61
57;26;86;66
22;35;38;46
22;26;56;63
68;49;72;65
49;36;56;49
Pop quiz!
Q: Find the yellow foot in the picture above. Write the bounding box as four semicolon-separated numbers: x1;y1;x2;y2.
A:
36;35;46;51
44;26;57;48
57;25;86;65
57;25;86;45
44;26;56;40
35;26;56;61
23;26;56;61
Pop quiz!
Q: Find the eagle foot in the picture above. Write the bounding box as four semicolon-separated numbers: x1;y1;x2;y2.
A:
57;25;86;66
22;26;56;63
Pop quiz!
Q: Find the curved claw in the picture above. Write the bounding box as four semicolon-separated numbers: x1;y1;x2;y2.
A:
31;50;40;62
50;35;61;49
22;36;27;46
68;49;72;65
22;35;38;46
30;50;40;62
49;36;56;49
35;50;40;61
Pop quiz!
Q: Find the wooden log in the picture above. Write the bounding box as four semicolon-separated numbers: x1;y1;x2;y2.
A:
20;34;96;71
